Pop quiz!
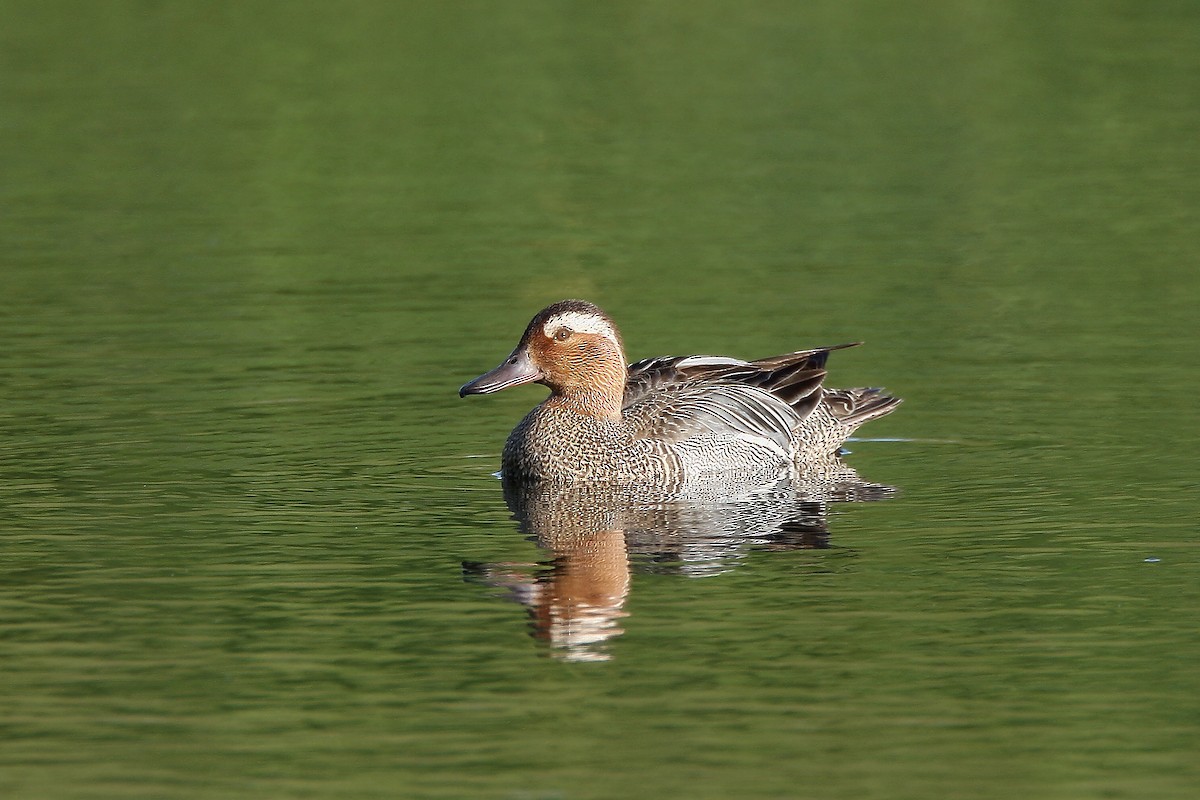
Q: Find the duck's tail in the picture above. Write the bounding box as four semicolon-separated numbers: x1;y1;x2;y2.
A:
823;387;902;431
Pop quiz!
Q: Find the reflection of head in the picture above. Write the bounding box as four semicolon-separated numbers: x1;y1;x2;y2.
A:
528;529;630;663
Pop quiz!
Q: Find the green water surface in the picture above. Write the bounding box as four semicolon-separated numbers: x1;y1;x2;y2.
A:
2;2;1198;798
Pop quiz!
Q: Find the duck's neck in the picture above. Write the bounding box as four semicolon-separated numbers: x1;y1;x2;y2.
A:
547;355;627;423
547;388;623;423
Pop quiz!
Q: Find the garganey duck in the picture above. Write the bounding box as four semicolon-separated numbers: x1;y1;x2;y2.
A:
460;300;900;484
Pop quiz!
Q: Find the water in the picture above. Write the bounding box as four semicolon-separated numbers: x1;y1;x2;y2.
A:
2;2;1198;798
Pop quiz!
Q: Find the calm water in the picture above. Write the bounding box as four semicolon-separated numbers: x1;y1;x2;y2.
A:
3;2;1199;798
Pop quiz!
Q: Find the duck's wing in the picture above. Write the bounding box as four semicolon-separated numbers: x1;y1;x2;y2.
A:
623;381;796;453
624;344;858;415
622;345;860;450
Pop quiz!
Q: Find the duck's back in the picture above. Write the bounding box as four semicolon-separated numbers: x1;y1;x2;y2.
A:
621;346;900;464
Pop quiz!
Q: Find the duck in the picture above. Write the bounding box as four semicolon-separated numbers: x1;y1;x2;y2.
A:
459;299;900;484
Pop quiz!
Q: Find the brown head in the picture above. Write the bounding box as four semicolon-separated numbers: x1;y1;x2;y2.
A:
459;300;628;420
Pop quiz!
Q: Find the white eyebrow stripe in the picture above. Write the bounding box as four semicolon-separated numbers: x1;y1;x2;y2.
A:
544;311;620;345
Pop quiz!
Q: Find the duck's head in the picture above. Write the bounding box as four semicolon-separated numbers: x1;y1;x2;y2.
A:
459;300;628;419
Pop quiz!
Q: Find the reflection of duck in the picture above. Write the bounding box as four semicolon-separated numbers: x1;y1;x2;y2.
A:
464;467;894;661
460;299;900;484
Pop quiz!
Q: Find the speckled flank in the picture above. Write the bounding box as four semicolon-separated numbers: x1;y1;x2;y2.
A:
502;402;684;484
461;300;901;484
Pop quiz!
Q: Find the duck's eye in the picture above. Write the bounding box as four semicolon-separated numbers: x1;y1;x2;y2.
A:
553;328;571;342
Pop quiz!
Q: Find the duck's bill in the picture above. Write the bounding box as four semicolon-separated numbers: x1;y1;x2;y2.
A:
459;348;544;397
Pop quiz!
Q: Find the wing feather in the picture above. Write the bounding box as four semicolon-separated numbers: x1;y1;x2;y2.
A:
621;344;862;451
628;384;798;453
620;343;899;456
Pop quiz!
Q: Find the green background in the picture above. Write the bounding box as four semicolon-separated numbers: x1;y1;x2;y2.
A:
2;2;1197;798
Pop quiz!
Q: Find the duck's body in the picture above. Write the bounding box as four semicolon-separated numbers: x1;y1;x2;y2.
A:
460;300;900;484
